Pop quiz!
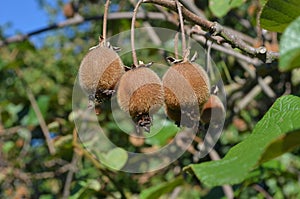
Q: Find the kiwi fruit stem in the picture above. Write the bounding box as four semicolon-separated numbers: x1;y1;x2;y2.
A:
175;0;186;54
102;0;110;45
131;0;144;66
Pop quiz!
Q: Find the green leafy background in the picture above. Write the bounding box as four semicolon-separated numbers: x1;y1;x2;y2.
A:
185;95;300;186
1;0;300;198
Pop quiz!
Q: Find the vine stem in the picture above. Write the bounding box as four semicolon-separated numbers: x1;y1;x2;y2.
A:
15;69;56;155
131;0;143;66
175;0;186;56
174;32;179;59
102;0;110;44
142;0;279;63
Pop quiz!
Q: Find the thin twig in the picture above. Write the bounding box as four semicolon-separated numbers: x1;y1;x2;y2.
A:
170;187;182;199
206;40;216;81
62;153;80;199
257;76;276;98
129;0;162;46
252;184;273;199
191;33;262;66
102;0;110;43
0;1;278;64
175;0;186;55
236;59;256;78
0;126;22;136
31;163;74;179
0;12;168;47
224;26;256;45
15;69;56;155
153;4;178;25
143;0;213;28
236;60;276;98
180;0;206;19
131;0;144;66
174;32;179;59
180;0;256;44
234;76;273;113
2;166;31;184
142;0;279;63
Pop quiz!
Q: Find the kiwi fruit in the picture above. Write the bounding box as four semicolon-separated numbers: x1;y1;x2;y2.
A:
79;40;125;109
200;94;225;124
163;59;210;127
117;64;164;132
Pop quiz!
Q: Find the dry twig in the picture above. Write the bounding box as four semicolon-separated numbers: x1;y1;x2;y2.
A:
15;69;56;155
102;0;110;43
62;153;80;199
0;12;167;47
235;76;273;113
131;0;144;66
142;0;279;63
175;0;186;54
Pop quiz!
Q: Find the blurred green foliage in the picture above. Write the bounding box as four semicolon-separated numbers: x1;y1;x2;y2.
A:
0;0;300;198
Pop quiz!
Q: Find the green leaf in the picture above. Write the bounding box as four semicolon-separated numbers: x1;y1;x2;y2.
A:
184;95;300;187
140;177;184;199
4;103;23;127
2;141;15;154
259;0;268;6
209;0;244;18
102;148;128;170
279;16;300;71
259;130;300;163
260;0;300;32
70;179;101;199
145;122;179;146
79;179;101;191
39;195;53;199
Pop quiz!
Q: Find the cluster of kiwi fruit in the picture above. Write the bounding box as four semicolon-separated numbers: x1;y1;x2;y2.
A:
79;45;224;133
78;1;225;134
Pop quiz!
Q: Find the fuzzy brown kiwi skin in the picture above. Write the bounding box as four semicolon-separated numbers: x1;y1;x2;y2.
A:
200;94;225;124
163;60;210;127
117;66;164;133
79;44;125;109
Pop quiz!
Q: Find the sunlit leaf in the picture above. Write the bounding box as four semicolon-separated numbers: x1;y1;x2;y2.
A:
145;121;179;146
2;141;15;154
102;147;128;170
79;179;101;191
4;103;23;127
209;0;244;18
279;16;300;71
70;179;101;199
140;177;184;199
260;0;300;32
185;95;300;186
259;129;300;163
